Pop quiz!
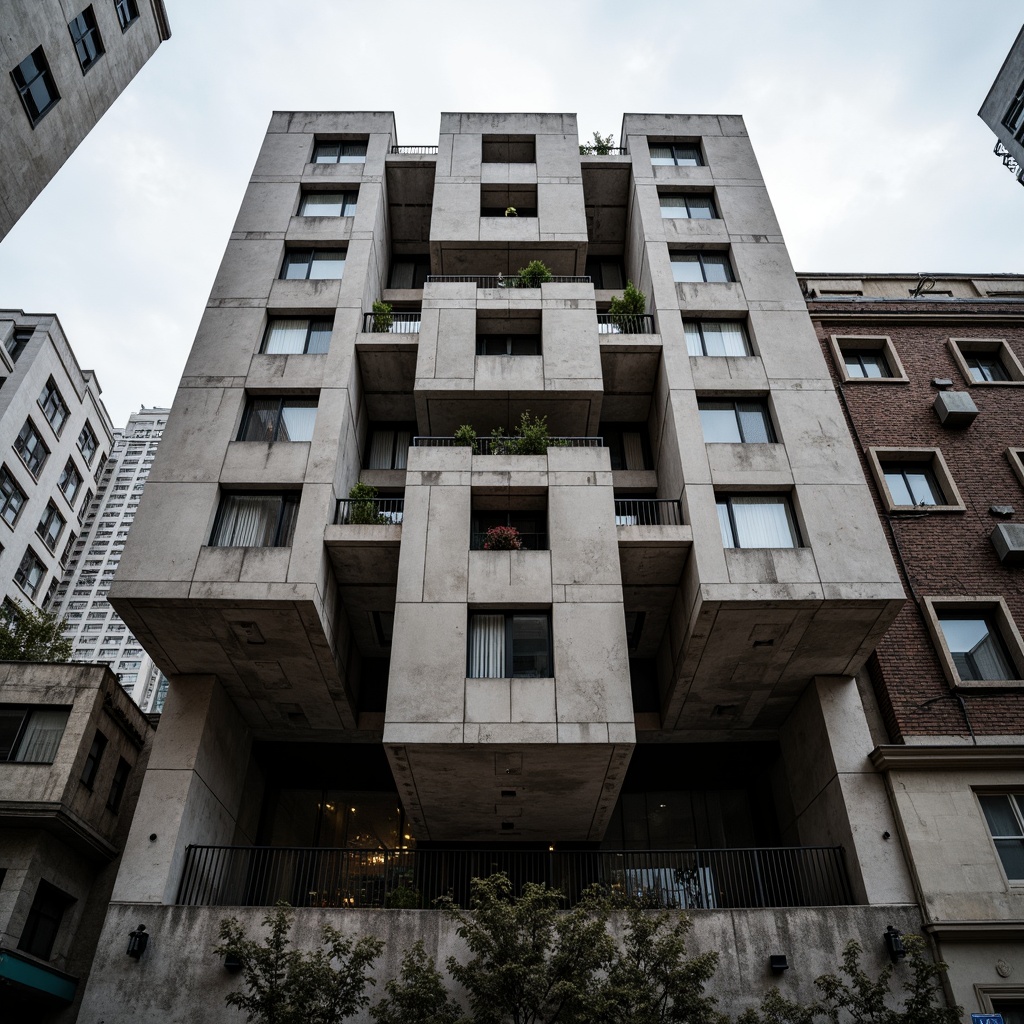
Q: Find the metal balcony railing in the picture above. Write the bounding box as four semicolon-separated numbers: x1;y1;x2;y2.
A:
614;499;683;526
334;498;404;525
425;275;592;288
176;845;853;910
413;436;603;453
361;312;422;334
470;531;548;551
597;313;656;335
390;145;439;154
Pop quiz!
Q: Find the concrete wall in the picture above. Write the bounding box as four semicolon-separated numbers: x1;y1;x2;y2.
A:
979;24;1024;170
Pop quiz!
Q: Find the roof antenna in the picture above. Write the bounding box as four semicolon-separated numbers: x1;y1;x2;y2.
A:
910;276;935;297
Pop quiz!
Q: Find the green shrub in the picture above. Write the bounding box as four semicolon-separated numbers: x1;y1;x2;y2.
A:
347;482;385;524
453;423;478;452
371;299;394;333
607;281;647;332
369;941;459;1024
383;885;422;909
579;131;616;155
515;260;554;288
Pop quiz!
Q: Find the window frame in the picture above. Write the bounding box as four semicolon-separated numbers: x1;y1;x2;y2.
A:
36;501;67;552
1002;77;1024;142
10;47;60;126
365;423;414;470
78;422;98;465
716;493;801;550
475;335;542;356
684;319;753;358
922;596;1024;690
977;791;1024;885
17;880;75;961
298;190;358;218
261;317;333;355
5;329;32;362
0;465;27;528
948;339;1024;386
115;0;140;30
1006;447;1024;491
106;755;131;812
68;6;105;73
828;334;908;384
15;546;47;599
279;249;346;281
698;398;776;444
310;139;367;164
865;447;965;513
659;192;718;219
237;396;318;443
80;729;107;789
670;251;734;284
649;141;703;167
38;378;70;436
210;491;301;548
0;705;71;764
467;610;553;679
15;418;50;478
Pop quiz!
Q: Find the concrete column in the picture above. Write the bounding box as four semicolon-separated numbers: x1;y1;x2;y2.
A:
111;675;252;905
778;675;915;905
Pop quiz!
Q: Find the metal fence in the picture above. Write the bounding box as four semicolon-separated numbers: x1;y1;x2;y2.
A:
335;498;405;525
424;275;592;288
413;436;603;453
581;147;628;156
176;846;853;910
614;499;683;526
597;313;656;335
390;145;439;154
361;312;422;334
470;531;548;551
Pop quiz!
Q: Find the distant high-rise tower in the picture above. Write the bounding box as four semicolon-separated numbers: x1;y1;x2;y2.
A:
979;23;1024;188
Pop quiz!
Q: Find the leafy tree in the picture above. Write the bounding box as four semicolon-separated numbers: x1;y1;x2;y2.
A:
370;940;460;1024
607;282;647;332
372;299;394;333
0;600;72;662
735;988;817;1024
489;412;568;456
579;132;616;155
453;423;479;452
215;904;383;1024
439;873;615;1024
515;260;554;288
346;482;386;525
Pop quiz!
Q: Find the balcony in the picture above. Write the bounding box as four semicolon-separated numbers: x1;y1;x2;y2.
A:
413;435;603;453
425;274;591;288
360;311;422;333
176;845;854;910
390;145;439;154
596;313;655;334
599;321;662;422
615;499;691;588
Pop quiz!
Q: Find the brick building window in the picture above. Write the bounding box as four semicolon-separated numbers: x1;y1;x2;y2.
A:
867;449;964;513
828;335;908;383
924;597;1024;688
948;339;1024;385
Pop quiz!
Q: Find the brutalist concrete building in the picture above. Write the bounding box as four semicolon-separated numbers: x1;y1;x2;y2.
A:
80;112;937;1020
1;0;171;239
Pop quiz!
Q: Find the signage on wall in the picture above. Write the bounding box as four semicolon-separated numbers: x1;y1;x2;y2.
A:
971;1014;1004;1024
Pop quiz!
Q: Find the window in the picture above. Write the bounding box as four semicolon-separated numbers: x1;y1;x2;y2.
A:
979;793;1024;881
991;1001;1024;1024
828;335;907;383
81;730;107;789
1003;78;1024;142
15;548;46;598
717;495;800;549
366;425;413;470
107;756;131;812
868;448;963;513
671;252;733;283
481;135;536;163
949;339;1024;385
238;398;317;442
280;249;345;280
468;611;551;678
36;502;66;551
388;256;430;289
585;258;625;290
881;462;943;507
18;881;74;961
0;467;26;527
480;185;537;217
69;7;104;71
845;350;891;378
0;706;70;763
115;0;140;31
601;424;651;471
311;140;366;163
79;488;94;523
471;510;548;551
210;492;300;547
78;422;98;464
15;419;49;477
937;611;1020;682
649;142;702;166
5;329;32;362
476;336;541;356
684;320;751;357
299;191;357;217
37;379;69;436
699;400;775;443
11;47;60;125
967;352;1009;382
660;194;716;219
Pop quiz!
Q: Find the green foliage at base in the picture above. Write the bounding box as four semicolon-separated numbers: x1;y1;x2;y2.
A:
370;941;460;1024
0;600;72;662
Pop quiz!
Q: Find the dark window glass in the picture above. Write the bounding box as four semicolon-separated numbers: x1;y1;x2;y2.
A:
476;336;541;355
388;257;430;289
18;881;74;961
78;422;98;465
660;194;716;219
115;0;140;31
881;462;944;506
471;510;548;550
299;191;357;216
11;47;60;124
81;730;107;789
1003;78;1024;140
78;487;93;525
468;611;552;678
992;1001;1024;1024
311;141;367;163
107;756;131;812
683;320;751;357
211;493;300;547
699;400;775;443
843;349;892;378
0;467;27;526
38;379;69;434
262;318;332;355
238;398;317;442
0;706;69;763
649;143;702;166
601;424;651;470
979;793;1024;881
15;420;49;477
280;250;346;280
68;7;104;71
965;351;1011;382
585;258;625;290
36;502;66;551
671;252;733;284
15;547;47;598
717;495;799;549
5;330;32;362
938;614;1019;681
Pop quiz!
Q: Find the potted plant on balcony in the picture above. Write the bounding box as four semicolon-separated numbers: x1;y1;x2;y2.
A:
483;525;522;551
490;411;569;455
579;131;616;155
505;206;517;217
515;260;554;289
453;423;478;453
371;300;394;333
347;482;386;525
607;281;647;333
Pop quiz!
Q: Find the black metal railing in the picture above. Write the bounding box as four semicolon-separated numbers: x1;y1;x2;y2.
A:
390;145;439;154
176;846;853;910
335;498;404;525
597;313;656;335
470;531;548;551
614;499;683;526
581;147;628;156
413;436;603;453
361;312;422;334
425;275;591;288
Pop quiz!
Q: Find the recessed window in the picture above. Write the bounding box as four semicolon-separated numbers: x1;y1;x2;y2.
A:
868;448;963;513
468;611;551;678
649;142;702;166
471;508;548;551
699;400;775;443
481;135;536;163
671;252;733;284
881;462;943;506
948;339;1024;385
366;424;413;470
938;612;1019;682
476;336;541;356
115;0;140;31
311;140;367;164
238;397;317;442
716;494;800;549
78;487;93;525
968;352;1009;382
299;191;357;217
15;547;47;599
15;419;49;477
660;194;716;219
585;258;625;290
69;7;104;72
1003;78;1024;142
210;492;300;548
5;329;32;362
979;793;1024;881
18;881;75;961
11;47;60;125
280;250;345;280
36;502;66;552
481;185;537;217
847;350;891;378
0;467;26;527
829;335;907;383
81;730;107;789
38;378;69;435
388;256;430;289
78;422;98;465
0;706;70;763
106;755;131;812
601;424;651;471
262;317;332;355
684;320;751;357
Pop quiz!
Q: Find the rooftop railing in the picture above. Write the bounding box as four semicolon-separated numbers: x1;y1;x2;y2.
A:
413;436;603;453
614;499;683;526
390;145;439;154
425;275;592;288
597;313;656;335
177;845;854;910
581;147;628;156
361;312;422;334
334;498;404;525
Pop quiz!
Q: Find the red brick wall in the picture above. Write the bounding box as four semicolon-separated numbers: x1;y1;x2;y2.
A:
811;301;1024;742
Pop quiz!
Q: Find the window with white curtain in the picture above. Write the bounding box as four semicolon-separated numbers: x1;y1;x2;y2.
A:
0;706;70;763
299;191;358;217
716;495;799;549
311;140;367;163
601;424;650;471
698;400;775;443
671;252;733;284
938;613;1020;681
366;425;413;470
468;612;551;678
210;492;300;547
684;320;751;357
659;194;716;219
649;142;702;166
262;317;333;355
238;397;318;442
280;250;346;281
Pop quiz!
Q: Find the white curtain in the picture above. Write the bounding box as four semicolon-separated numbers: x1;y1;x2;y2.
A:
623;432;645;471
716;502;736;547
264;319;308;354
660;195;688;217
469;614;505;677
301;192;344;216
213;495;278;547
393;432;411;470
730;497;796;548
15;709;69;763
308;252;345;280
277;402;317;442
368;431;395;469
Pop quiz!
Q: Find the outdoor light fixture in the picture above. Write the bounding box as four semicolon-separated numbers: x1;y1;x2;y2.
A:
126;924;149;960
769;954;789;974
224;952;243;974
883;925;906;964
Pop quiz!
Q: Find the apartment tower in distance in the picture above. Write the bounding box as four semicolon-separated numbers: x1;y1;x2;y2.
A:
1;0;171;239
83;111;925;1020
979;23;1024;188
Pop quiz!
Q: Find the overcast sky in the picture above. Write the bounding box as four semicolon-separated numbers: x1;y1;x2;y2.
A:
1;1;1022;426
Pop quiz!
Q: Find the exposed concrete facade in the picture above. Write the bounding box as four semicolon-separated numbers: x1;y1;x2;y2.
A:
979;24;1024;187
0;0;170;239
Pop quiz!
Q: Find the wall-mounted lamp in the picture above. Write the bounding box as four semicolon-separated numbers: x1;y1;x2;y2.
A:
883;925;906;964
769;954;789;974
127;924;149;960
224;952;243;974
